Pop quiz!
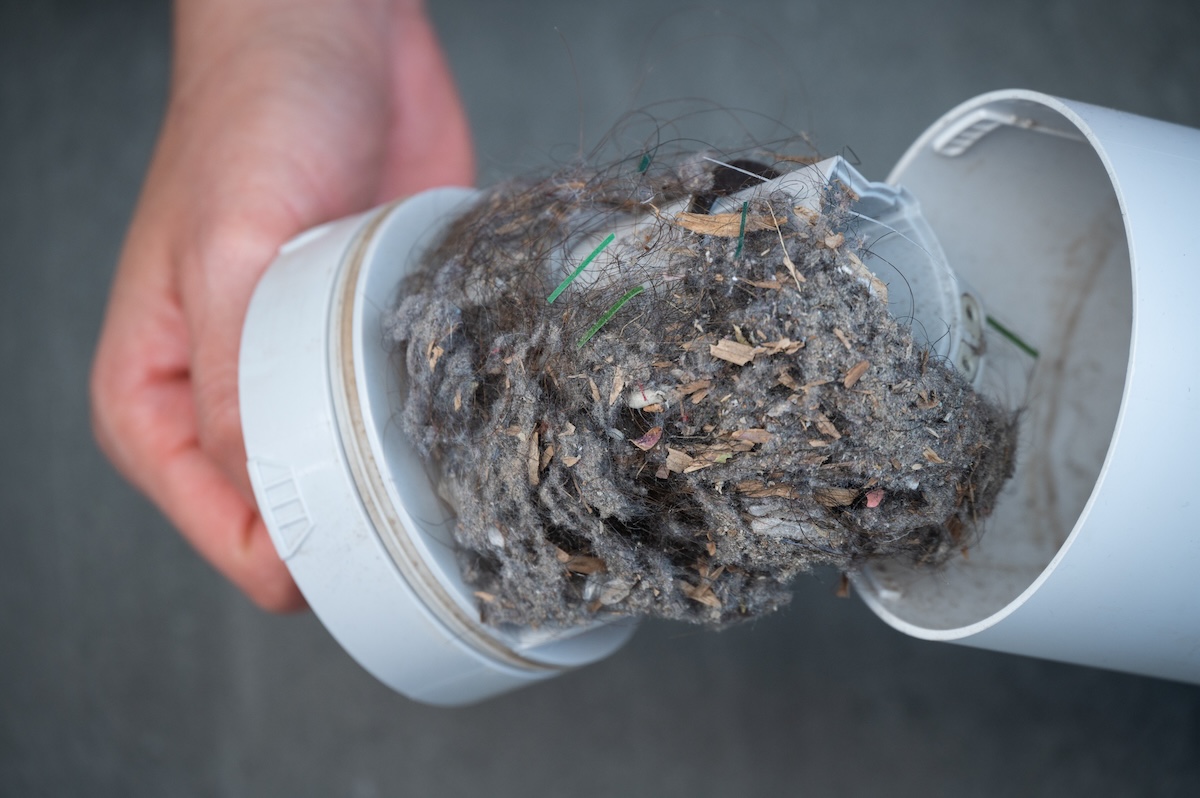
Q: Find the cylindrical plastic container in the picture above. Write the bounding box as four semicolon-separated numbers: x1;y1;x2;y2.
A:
239;188;635;706
852;89;1200;684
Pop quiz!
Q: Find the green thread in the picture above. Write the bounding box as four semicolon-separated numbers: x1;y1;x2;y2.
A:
986;315;1040;359
734;201;749;259
547;233;615;304
577;285;645;349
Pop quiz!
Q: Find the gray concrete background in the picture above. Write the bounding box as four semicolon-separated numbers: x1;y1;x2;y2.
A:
3;0;1199;795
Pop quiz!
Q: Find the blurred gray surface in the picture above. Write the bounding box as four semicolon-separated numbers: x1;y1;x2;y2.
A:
2;0;1199;795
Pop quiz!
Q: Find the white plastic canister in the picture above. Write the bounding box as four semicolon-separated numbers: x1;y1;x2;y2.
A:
853;89;1200;684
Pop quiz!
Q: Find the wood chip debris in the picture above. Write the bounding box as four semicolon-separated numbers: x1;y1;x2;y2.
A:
843;359;870;388
833;327;854;353
664;429;770;475
681;579;722;608
681;562;725;608
736;480;800;499
847;251;889;303
756;338;804;355
766;204;806;289
814;486;859;507
823;232;845;249
812;412;842;440
426;340;444;370
683;449;735;473
730;428;771;444
672;210;780;237
665;447;695;473
709;339;758;365
676;379;712;400
709;337;804;366
527;431;540;486
555;547;607;575
609;368;625;407
923;447;945;464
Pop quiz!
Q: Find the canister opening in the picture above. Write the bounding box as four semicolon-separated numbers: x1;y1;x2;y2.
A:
855;94;1133;634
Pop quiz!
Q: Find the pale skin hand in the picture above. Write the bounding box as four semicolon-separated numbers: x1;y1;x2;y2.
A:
90;0;473;610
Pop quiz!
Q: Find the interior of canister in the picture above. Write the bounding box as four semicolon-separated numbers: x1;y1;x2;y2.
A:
349;191;636;670
855;97;1133;633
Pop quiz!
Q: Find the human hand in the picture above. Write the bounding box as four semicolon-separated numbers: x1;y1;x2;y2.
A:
90;0;473;610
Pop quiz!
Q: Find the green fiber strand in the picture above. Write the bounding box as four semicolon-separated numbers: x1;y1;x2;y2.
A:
734;201;749;259
637;153;652;173
547;233;616;304
577;285;645;349
986;315;1040;359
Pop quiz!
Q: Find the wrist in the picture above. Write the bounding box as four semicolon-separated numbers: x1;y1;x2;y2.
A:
169;0;425;95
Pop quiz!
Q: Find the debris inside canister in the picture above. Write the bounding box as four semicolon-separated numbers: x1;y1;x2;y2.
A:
386;150;1017;629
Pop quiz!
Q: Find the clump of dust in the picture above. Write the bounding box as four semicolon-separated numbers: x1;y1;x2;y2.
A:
386;150;1016;628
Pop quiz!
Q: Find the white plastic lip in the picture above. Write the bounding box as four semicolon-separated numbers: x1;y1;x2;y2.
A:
854;90;1200;683
241;188;634;706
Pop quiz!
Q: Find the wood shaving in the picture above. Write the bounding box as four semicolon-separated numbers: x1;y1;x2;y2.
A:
709;339;758;365
673;210;779;237
843;360;870;388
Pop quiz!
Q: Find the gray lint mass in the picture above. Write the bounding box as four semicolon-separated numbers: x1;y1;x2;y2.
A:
386;152;1016;628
